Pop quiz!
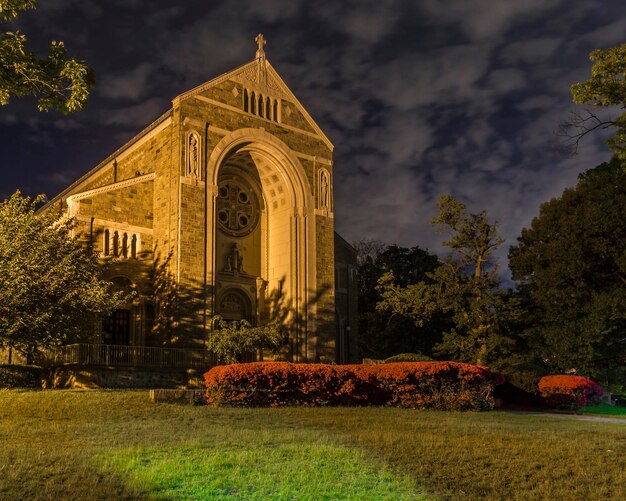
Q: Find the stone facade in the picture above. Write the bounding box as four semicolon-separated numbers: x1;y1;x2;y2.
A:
43;37;358;364
334;234;359;363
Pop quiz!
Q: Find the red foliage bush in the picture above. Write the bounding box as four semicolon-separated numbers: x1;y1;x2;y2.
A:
538;375;603;409
204;361;500;411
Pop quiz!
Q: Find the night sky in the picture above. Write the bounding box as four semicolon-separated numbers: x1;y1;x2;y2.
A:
1;0;623;279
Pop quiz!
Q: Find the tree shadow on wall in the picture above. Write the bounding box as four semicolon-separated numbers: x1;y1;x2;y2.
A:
262;278;334;363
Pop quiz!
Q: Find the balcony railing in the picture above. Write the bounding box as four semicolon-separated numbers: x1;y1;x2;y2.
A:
47;344;216;369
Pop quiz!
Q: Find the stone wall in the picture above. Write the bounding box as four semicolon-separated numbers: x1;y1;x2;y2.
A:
334;233;359;363
45;365;207;389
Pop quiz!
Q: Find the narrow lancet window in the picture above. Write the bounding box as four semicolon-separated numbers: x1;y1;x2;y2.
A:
131;234;137;259
104;229;110;256
258;94;264;117
122;233;128;259
243;88;249;112
251;91;256;114
113;231;119;257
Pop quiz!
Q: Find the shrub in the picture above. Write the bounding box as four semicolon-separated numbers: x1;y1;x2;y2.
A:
538;375;603;410
205;362;378;407
355;362;498;411
384;353;433;363
204;361;500;411
206;317;287;364
0;364;42;388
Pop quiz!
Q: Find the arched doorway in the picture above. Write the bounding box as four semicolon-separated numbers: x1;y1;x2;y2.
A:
207;129;315;360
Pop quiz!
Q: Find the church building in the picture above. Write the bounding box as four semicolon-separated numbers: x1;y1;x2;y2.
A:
44;35;358;365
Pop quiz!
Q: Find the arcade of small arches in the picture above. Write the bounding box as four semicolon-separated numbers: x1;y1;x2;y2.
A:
242;88;281;122
103;229;141;259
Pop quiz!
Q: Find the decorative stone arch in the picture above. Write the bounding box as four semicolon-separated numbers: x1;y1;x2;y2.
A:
206;128;316;360
216;286;254;322
207;128;312;209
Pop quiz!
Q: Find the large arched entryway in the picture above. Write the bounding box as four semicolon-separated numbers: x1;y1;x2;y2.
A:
207;129;316;360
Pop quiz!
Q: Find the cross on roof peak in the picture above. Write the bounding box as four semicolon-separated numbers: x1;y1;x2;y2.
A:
255;33;266;59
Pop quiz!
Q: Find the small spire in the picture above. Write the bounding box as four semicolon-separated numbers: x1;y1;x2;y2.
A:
255;33;266;59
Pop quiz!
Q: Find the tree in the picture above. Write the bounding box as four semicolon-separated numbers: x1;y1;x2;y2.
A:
207;316;287;364
353;240;445;359
560;43;626;158
377;195;518;366
1;0;94;112
508;158;626;379
0;191;125;361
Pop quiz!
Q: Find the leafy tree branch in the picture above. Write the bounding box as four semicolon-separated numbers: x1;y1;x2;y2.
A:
0;0;94;112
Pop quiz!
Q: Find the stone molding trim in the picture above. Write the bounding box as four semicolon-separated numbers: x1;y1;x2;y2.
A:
42;113;171;211
314;208;334;218
294;152;332;166
194;95;326;145
66;173;156;217
75;216;153;236
208;124;231;136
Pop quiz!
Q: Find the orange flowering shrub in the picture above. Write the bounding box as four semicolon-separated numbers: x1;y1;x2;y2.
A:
204;361;500;410
538;375;603;409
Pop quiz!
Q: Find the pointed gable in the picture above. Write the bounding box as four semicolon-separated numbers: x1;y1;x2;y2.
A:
173;58;334;151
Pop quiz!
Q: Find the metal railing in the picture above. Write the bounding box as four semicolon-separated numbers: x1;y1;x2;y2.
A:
47;344;216;369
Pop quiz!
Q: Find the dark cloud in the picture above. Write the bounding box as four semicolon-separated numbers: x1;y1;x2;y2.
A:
1;0;624;278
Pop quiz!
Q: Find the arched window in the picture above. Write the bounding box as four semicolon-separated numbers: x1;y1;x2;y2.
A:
258;94;264;117
104;229;110;256
273;99;279;122
113;231;119;257
251;91;256;114
243;88;249;112
122;233;128;259
266;97;271;120
131;234;137;259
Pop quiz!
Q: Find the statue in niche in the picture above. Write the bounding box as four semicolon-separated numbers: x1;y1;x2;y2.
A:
188;134;199;177
320;170;329;209
224;243;244;274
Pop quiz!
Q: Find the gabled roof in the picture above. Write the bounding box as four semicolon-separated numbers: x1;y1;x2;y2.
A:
173;57;334;151
43;52;333;211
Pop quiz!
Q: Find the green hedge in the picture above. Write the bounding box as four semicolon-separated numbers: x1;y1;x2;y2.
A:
384;353;433;363
0;365;43;388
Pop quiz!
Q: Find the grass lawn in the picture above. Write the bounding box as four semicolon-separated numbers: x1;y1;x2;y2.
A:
581;403;626;418
0;390;624;500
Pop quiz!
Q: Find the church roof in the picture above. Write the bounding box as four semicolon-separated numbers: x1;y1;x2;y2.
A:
44;35;332;208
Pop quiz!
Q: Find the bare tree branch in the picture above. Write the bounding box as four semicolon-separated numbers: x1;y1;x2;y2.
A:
556;109;616;156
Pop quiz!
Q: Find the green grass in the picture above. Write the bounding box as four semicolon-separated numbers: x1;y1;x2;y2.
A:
1;390;625;500
581;403;626;417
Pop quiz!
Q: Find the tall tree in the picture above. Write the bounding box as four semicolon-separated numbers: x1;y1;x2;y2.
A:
0;191;125;361
508;158;626;378
0;0;94;112
354;240;444;359
561;43;626;158
378;195;517;366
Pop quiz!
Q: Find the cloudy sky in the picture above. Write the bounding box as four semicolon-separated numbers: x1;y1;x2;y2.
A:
1;0;623;278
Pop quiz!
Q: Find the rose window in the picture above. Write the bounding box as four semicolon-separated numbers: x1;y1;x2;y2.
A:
216;178;259;237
